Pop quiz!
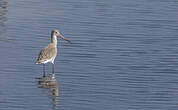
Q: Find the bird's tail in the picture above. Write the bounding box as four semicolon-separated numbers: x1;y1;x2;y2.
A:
35;60;41;64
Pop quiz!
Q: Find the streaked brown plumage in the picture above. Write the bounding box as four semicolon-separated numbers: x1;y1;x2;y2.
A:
36;29;71;77
36;43;57;64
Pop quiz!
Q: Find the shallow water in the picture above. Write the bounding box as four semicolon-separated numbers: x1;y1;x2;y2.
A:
1;0;178;110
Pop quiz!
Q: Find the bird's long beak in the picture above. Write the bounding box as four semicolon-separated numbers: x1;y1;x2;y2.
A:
57;34;71;43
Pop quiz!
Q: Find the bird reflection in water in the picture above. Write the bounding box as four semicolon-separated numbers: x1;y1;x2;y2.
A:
37;75;59;109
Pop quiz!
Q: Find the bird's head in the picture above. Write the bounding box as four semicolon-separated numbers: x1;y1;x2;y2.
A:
52;29;71;43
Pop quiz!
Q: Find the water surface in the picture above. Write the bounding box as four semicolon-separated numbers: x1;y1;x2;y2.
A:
0;0;178;110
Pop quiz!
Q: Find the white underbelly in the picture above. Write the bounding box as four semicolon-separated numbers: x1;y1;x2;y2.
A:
41;58;55;64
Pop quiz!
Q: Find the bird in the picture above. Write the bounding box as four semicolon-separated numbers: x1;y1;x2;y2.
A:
36;29;71;77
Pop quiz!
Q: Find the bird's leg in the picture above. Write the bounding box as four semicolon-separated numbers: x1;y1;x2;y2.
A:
52;63;54;74
43;64;46;77
51;63;55;78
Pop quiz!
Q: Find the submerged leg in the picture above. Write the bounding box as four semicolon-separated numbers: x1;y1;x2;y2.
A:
43;64;46;77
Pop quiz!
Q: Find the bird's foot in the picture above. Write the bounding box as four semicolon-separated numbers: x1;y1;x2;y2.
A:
49;73;56;79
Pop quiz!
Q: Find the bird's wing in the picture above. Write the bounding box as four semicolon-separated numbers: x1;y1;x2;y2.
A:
36;44;57;63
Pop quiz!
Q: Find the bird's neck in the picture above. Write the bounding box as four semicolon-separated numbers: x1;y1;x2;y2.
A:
51;34;57;46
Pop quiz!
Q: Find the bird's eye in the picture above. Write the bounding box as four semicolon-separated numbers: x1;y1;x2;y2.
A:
56;32;58;34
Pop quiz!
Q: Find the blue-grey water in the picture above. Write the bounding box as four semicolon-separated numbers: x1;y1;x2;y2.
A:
0;0;178;110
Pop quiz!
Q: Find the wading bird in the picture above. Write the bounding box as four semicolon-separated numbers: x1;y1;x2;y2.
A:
36;29;71;77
